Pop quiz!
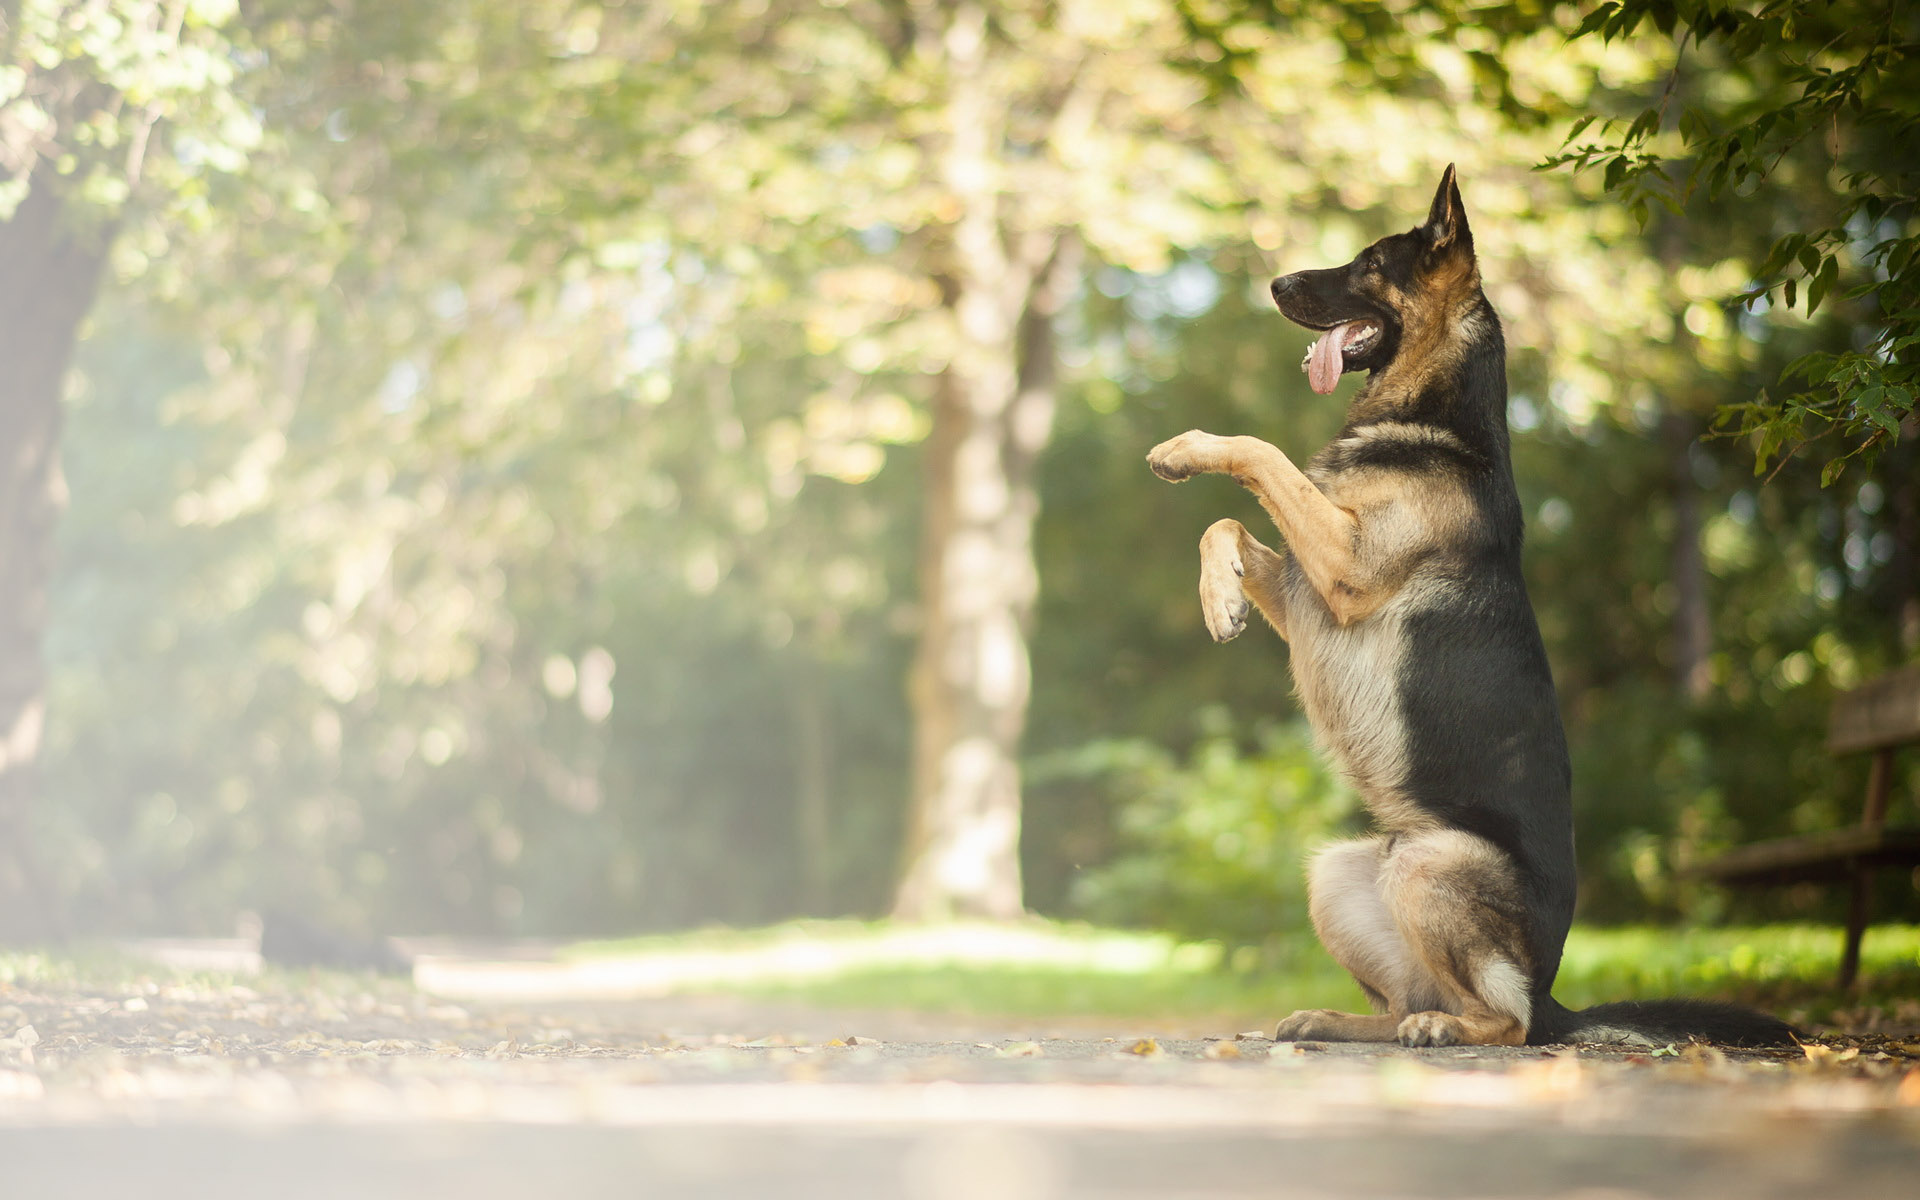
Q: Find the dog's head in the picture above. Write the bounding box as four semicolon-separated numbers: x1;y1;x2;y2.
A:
1270;165;1478;395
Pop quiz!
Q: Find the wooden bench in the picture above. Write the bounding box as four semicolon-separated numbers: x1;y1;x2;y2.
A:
1697;664;1920;987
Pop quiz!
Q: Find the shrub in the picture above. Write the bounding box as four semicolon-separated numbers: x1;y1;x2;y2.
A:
1048;710;1357;959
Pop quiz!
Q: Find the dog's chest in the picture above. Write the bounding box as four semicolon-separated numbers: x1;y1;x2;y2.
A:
1279;565;1431;795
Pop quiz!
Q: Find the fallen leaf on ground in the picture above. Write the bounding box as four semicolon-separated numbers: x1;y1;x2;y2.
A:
1680;1043;1728;1073
1897;1069;1920;1106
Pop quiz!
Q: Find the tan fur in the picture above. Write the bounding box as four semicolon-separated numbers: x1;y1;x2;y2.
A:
1275;830;1533;1047
1148;431;1373;623
1147;432;1475;629
1379;830;1533;1046
1353;277;1482;422
1284;573;1456;833
1149;431;1480;832
1147;181;1542;1047
1196;518;1291;643
1303;838;1444;1011
1328;421;1470;458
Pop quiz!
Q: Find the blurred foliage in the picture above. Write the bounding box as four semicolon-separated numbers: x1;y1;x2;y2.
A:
1041;713;1354;957
1182;1;1920;485
0;0;263;230
17;0;1919;948
1549;0;1919;485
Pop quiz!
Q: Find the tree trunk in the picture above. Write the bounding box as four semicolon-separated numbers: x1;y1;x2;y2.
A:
1887;415;1920;656
893;293;1066;920
788;665;832;914
1663;410;1712;703
0;171;114;940
891;3;1069;921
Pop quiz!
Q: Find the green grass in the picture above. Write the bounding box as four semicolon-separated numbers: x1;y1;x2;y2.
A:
0;945;250;992
564;919;1920;1027
10;920;1913;1030
0;945;415;1004
564;919;1352;1021
1553;924;1920;1021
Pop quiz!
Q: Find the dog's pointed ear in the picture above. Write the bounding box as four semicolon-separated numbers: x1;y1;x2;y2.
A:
1423;164;1470;251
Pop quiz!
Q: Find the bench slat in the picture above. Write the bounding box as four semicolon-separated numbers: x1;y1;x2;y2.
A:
1827;664;1920;754
1696;825;1920;886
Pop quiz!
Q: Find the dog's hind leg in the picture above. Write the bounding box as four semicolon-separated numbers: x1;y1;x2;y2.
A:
1381;830;1534;1047
1272;837;1448;1042
1198;518;1289;643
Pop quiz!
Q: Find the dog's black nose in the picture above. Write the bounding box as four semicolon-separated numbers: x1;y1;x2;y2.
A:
1270;275;1297;301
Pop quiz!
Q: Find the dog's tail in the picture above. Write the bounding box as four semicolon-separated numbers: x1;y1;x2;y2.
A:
1528;995;1798;1048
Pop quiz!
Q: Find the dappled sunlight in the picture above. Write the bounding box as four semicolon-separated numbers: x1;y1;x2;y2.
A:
3;0;1912;1077
0;9;1915;1198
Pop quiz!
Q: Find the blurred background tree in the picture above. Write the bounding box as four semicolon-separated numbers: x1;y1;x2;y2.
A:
0;0;280;935
1;0;1912;947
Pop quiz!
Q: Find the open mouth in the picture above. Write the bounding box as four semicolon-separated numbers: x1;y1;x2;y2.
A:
1299;320;1382;394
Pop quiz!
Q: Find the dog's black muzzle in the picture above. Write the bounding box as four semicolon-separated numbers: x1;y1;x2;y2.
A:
1270;267;1401;377
1269;267;1380;330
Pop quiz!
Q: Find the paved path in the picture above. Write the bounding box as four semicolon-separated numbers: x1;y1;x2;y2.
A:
2;964;1916;1198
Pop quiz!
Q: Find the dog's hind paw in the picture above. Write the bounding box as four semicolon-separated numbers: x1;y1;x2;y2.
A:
1396;1012;1465;1047
1273;1009;1342;1041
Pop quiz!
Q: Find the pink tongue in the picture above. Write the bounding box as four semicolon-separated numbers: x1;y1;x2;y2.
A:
1306;322;1358;395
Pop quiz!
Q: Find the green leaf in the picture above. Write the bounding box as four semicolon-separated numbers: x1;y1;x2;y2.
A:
1575;3;1622;38
1759;234;1801;277
1806;255;1839;316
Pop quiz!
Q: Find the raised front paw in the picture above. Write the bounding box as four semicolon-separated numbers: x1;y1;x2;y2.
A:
1146;430;1225;483
1203;578;1250;643
1198;521;1251;642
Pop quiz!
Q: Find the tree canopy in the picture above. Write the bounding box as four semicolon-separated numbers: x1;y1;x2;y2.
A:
2;0;1912;942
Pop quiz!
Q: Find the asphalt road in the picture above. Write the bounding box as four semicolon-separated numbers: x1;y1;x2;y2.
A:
2;963;1917;1198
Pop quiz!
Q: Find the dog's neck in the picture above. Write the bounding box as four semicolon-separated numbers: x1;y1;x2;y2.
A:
1348;285;1506;449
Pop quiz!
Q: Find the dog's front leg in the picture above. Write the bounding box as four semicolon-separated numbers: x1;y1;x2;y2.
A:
1150;430;1379;625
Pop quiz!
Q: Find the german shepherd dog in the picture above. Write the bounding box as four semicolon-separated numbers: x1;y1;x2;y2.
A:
1147;168;1793;1047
